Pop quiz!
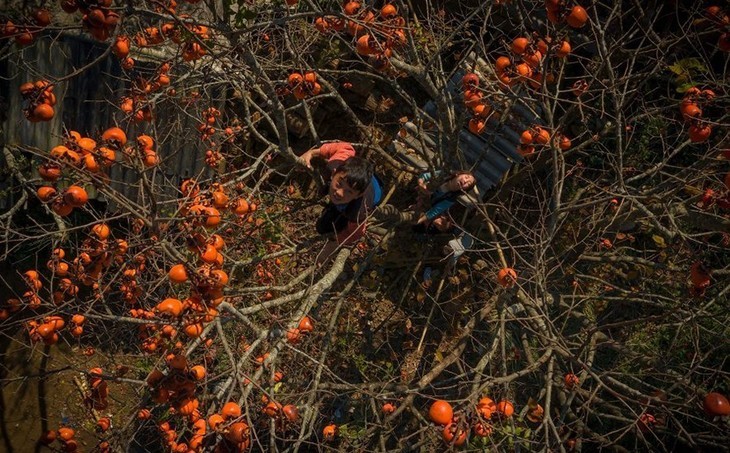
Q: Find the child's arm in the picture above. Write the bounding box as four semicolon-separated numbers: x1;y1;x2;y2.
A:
418;198;456;223
301;142;356;168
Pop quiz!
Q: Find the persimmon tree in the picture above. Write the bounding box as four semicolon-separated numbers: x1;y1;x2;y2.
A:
1;0;729;452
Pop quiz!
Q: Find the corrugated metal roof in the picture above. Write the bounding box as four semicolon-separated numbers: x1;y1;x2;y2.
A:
0;36;218;209
391;55;546;197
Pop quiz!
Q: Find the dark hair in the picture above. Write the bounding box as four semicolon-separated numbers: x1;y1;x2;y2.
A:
337;157;373;193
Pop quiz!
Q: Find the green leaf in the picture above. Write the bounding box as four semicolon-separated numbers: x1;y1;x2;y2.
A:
676;82;698;93
668;58;709;75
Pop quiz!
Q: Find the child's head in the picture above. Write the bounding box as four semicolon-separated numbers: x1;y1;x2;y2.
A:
329;157;373;204
447;171;476;192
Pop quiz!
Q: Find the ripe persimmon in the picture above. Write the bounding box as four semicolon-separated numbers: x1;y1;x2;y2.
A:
343;1;361;15
514;62;532;79
472;103;490;118
169;264;188;283
463;89;482;108
462;72;479;88
137;134;154;149
224;422;250;443
511;37;529;55
263;401;282;417
92;223;111;239
555;40;571;58
442;423;467;446
526;403;544;423
39;430;57;445
183;323;204;338
380;4;397;19
33;103;55;121
566;5;588;28
429;400;453;425
189;365;206;381
496;400;514;417
142;150;159;167
557;134;572;150
37;186;57;202
64;186;88;207
495;56;512;72
497;268;517;288
166;353;187;370
76;137;97;154
112;35;130;58
39;163;62;181
209;234;225;250
208;413;225;430
520;130;534;144
287;328;301;343
298;316;314;333
473;420;492;437
58;427;75;441
564;373;580;389
102;126;127;145
468;118;486;135
688;124;711;143
680;102;702;121
52;200;74;216
211;191;229;208
637;413;656;432
314;17;329;33
156;298;183;317
476;397;496;418
703;392;730;416
282;404;299;422
200;244;218;263
532;127;550;144
203;207;221;228
322;423;337;441
523;50;542;68
221;401;242;419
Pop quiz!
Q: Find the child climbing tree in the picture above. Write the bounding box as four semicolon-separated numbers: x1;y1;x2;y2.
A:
0;0;729;451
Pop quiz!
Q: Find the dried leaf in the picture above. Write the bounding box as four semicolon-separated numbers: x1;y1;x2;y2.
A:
652;235;666;248
434;350;443;362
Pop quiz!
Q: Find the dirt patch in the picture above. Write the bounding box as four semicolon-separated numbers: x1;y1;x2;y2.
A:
0;330;137;453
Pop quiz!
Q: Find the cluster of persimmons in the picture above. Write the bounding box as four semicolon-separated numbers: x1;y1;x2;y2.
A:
1;6;51;46
314;1;407;72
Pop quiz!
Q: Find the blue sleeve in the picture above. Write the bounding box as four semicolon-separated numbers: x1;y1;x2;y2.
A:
418;170;442;183
425;197;456;220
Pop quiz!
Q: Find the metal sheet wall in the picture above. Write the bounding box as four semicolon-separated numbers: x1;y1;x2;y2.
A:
1;35;216;210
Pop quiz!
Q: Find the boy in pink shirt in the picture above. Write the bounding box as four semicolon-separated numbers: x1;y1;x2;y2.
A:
300;142;382;259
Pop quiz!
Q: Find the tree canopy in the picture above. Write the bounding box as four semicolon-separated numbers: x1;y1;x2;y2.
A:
0;0;729;451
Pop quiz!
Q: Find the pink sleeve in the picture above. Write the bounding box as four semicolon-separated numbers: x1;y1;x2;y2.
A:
319;142;356;163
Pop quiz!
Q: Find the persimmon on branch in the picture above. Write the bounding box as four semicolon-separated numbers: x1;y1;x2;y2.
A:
1;0;730;452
